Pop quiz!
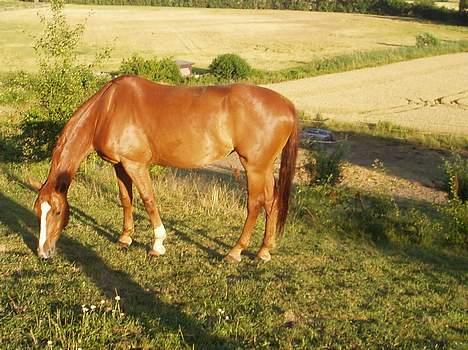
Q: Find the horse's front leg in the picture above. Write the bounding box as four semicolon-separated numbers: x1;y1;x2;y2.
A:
121;161;167;257
114;164;134;248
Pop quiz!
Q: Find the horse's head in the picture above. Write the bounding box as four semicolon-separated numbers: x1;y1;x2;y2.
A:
30;179;70;259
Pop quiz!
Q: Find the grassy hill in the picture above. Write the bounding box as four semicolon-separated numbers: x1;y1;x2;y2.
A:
0;160;466;349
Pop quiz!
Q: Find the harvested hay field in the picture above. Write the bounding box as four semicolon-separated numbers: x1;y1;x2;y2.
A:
1;4;468;72
266;53;468;135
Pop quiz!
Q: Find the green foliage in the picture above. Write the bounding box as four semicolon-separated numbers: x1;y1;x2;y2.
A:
17;0;110;160
416;33;441;48
208;54;252;81
438;197;468;248
304;145;345;186
439;152;468;248
18;109;65;161
119;54;182;84
32;65;103;123
0;72;34;107
297;184;465;249
368;0;411;15
443;153;468;201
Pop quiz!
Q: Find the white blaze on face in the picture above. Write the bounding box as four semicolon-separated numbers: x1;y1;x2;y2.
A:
39;201;52;252
152;224;167;255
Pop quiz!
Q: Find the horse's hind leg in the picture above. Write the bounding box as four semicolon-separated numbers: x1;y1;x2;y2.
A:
256;170;277;262
121;160;167;256
114;163;134;248
226;164;267;263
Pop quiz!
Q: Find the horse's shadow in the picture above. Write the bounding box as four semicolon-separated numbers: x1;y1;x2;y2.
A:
76;165;255;259
0;190;240;349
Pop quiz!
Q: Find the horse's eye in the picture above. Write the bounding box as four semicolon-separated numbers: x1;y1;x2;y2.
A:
56;211;61;216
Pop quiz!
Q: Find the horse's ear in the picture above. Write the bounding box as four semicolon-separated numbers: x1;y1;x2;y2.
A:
28;178;43;191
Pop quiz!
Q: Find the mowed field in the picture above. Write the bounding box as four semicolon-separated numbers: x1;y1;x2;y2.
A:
266;53;468;135
1;3;468;72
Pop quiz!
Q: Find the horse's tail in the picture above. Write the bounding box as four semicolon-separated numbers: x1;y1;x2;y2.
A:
276;108;299;237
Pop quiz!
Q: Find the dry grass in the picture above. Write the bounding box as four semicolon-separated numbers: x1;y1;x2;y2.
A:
434;0;460;10
267;53;468;135
1;4;468;72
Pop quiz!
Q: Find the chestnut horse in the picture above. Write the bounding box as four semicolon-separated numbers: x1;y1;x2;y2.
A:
31;75;298;262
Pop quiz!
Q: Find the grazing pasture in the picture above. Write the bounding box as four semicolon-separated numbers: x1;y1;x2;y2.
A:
0;2;467;348
1;161;467;349
1;4;468;72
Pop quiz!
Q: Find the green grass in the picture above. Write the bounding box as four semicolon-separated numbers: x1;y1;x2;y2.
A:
1;160;467;349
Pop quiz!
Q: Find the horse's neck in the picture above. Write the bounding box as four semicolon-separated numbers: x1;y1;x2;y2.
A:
45;109;96;193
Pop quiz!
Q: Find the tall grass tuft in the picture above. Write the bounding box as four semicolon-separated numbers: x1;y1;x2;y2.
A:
304;145;346;186
443;153;468;201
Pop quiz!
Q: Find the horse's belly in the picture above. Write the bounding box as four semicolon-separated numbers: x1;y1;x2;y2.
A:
155;139;232;168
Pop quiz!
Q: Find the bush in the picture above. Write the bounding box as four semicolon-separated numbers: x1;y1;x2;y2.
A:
208;54;251;81
119;54;182;84
304;144;345;186
17;0;110;160
438;198;468;249
443;153;468;201
371;0;412;16
415;33;441;48
18;110;65;161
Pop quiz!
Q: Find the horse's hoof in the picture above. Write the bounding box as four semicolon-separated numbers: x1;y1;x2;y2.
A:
256;250;271;262
224;253;241;263
148;249;164;257
117;235;132;249
117;241;130;250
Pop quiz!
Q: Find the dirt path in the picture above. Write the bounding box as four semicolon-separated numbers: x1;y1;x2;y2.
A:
265;53;468;135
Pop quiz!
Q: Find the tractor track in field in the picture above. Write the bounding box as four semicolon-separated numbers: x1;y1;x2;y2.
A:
265;52;468;136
